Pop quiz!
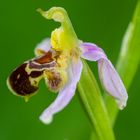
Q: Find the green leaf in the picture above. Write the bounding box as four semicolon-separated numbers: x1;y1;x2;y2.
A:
78;60;115;140
90;1;140;139
105;0;140;124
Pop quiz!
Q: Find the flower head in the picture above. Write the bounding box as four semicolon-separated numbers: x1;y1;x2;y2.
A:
7;7;128;124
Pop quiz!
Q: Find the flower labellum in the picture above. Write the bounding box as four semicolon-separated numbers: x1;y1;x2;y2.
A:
7;7;128;124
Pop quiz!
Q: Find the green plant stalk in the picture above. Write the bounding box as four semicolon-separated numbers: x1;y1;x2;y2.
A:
105;0;140;124
90;0;140;139
78;60;115;140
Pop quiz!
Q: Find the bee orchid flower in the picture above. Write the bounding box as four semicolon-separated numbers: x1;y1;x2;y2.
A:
7;7;128;124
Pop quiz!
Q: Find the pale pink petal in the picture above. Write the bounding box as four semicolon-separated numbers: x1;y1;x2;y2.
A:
34;38;51;56
39;59;83;124
80;42;128;109
98;59;128;109
80;42;106;61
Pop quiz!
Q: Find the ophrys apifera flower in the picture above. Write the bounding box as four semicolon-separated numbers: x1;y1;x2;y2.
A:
7;7;128;124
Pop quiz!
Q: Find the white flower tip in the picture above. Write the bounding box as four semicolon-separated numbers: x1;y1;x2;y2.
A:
117;95;128;110
39;114;53;125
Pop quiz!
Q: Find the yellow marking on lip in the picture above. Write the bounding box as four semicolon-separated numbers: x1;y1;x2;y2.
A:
17;74;20;79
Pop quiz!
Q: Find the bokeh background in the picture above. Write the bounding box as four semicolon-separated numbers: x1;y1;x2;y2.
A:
0;0;139;140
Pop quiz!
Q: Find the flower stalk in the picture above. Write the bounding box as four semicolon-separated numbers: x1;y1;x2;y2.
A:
78;60;115;140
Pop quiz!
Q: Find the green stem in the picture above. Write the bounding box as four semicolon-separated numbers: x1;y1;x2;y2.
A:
78;60;115;140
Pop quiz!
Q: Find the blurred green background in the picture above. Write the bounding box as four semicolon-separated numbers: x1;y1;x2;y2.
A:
0;0;140;140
